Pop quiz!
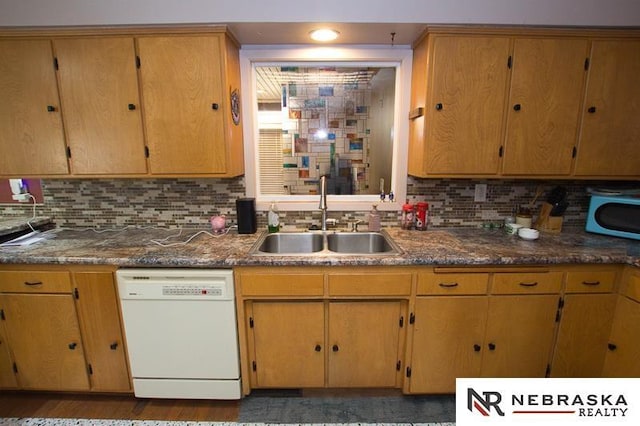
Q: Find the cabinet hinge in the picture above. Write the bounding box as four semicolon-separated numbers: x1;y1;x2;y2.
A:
13;362;18;373
74;288;79;299
507;55;513;69
584;57;590;71
144;146;150;158
406;366;412;378
136;56;141;69
555;309;561;322
545;364;551;378
399;316;404;328
409;312;415;325
499;146;504;158
0;309;4;321
252;361;257;371
66;146;72;159
88;364;93;375
572;146;577;158
396;360;401;371
54;57;59;71
558;297;565;309
249;317;254;328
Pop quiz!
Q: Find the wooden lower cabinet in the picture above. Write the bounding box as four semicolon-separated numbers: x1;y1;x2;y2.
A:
0;293;89;390
602;295;640;377
250;301;325;388
0;266;130;392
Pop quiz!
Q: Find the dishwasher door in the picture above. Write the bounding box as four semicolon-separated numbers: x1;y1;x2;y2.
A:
117;269;240;399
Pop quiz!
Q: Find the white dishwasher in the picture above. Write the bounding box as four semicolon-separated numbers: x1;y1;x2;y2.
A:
116;268;241;399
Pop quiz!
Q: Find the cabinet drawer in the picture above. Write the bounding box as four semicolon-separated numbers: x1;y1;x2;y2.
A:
491;272;562;294
0;271;72;293
622;271;640;303
565;270;617;293
240;274;324;296
328;273;411;296
417;273;488;295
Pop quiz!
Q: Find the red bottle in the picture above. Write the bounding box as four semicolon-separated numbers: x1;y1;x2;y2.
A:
415;202;429;231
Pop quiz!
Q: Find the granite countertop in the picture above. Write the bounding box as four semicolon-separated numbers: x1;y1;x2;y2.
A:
0;223;638;268
0;216;53;238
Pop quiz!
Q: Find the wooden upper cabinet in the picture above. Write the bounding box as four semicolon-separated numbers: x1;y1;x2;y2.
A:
137;35;243;176
409;35;510;176
0;40;69;176
502;38;588;175
54;37;147;175
575;40;640;177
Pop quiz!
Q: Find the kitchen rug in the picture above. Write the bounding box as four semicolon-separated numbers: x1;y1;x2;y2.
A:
0;421;454;426
238;394;456;424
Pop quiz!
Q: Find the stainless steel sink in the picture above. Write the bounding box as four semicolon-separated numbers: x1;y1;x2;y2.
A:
255;232;324;254
250;230;400;255
326;232;396;254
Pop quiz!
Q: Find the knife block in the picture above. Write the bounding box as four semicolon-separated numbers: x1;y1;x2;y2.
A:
535;202;563;233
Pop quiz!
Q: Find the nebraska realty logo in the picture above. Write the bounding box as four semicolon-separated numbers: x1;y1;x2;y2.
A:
456;378;640;425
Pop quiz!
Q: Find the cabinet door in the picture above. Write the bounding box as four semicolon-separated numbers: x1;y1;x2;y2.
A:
481;295;558;377
551;294;616;377
328;301;404;387
74;272;130;391
54;38;147;175
409;296;487;394
251;301;324;388
0;40;68;176
0;294;89;390
419;36;510;175
503;38;588;175
602;296;640;377
0;322;17;388
137;35;227;174
575;40;640;177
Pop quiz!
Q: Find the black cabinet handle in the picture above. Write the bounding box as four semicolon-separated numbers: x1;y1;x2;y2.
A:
582;280;601;286
588;106;597;113
46;105;56;112
315;344;322;352
513;104;522;111
211;103;219;110
110;342;119;350
608;343;617;351
128;104;136;111
439;282;459;288
435;103;443;111
488;343;496;351
332;344;339;352
68;342;77;350
473;344;481;352
24;281;43;286
519;282;538;287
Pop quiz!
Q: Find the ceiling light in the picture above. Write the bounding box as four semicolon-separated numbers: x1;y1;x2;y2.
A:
309;29;340;42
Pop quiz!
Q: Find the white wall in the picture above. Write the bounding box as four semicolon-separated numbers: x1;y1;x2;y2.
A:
1;0;639;27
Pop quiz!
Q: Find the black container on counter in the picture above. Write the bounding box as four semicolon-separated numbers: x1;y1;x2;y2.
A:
236;198;257;234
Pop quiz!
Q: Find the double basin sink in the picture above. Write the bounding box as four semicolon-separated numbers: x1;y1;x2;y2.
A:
250;230;400;256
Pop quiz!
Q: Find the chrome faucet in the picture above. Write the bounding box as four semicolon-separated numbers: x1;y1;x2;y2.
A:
319;175;328;231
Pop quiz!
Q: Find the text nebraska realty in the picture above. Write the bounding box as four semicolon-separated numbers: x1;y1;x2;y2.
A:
513;392;628;417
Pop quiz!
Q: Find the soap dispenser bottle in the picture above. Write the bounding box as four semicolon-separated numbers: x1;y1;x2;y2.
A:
267;201;280;233
368;204;381;232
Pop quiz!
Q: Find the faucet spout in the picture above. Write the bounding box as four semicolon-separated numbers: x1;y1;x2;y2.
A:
319;175;328;231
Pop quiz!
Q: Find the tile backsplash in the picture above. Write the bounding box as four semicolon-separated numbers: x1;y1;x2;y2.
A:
0;177;631;230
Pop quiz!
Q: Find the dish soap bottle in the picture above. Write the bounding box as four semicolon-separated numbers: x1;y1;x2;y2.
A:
368;204;381;232
267;202;280;233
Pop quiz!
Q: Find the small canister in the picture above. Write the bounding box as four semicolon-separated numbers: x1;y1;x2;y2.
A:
401;201;414;230
415;202;429;231
516;205;533;228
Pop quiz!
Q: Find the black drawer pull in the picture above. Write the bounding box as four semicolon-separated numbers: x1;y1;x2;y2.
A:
435;103;443;110
315;344;322;352
582;280;601;286
68;342;77;350
439;282;459;288
488;343;496;351
332;344;339;352
588;106;597;113
127;103;136;111
519;282;538;287
24;281;43;286
608;343;617;351
513;104;522;111
473;344;481;352
110;342;119;350
46;105;56;112
211;103;219;110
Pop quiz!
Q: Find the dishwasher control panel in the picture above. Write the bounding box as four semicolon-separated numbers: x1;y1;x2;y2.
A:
162;285;223;297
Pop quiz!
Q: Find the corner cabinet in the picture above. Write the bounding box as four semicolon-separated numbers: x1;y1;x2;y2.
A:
0;27;243;178
0;265;130;392
409;27;640;180
235;267;410;395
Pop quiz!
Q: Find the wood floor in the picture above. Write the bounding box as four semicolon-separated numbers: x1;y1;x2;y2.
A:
0;392;239;421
